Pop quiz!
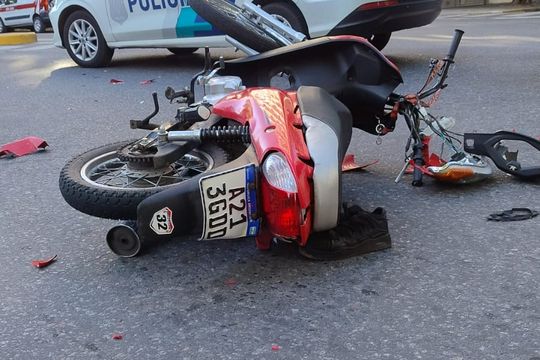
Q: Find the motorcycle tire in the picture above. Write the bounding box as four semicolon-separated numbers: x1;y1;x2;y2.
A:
189;0;282;53
59;140;230;220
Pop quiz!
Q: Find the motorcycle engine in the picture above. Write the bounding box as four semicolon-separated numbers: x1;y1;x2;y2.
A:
203;76;245;105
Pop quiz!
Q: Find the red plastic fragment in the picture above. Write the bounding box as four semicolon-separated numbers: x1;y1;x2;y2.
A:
31;255;57;268
224;278;238;288
271;344;282;351
110;79;124;84
112;334;123;340
140;79;154;85
342;154;379;172
0;136;48;158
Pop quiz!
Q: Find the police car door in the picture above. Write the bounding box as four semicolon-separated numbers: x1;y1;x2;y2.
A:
106;0;183;43
1;0;35;27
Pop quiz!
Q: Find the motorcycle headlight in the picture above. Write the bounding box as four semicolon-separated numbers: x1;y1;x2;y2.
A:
261;152;297;193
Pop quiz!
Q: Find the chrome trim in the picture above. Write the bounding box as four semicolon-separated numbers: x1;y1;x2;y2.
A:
243;2;306;43
225;35;258;56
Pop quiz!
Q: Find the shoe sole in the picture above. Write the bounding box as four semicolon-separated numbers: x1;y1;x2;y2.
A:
298;233;391;261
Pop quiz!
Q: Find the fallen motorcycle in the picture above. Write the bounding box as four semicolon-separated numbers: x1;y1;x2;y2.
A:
60;3;472;257
192;0;540;183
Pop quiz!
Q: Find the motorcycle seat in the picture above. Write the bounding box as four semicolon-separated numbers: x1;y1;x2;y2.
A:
297;86;353;232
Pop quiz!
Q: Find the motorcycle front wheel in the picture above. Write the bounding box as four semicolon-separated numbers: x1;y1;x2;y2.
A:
189;0;282;53
59;141;229;220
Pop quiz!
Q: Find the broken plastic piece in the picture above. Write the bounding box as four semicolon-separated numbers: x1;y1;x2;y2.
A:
112;334;123;340
0;136;48;158
31;255;57;268
224;278;238;288
271;344;282;351
464;131;540;179
341;154;379;172
110;79;124;84
487;208;538;222
140;79;155;85
428;152;492;184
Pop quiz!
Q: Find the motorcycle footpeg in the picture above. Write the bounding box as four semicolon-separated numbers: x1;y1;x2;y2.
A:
464;131;540;179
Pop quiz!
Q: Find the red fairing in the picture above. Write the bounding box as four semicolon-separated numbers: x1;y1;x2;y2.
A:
213;88;314;244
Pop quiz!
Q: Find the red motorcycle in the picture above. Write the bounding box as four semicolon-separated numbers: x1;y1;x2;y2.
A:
60;19;468;257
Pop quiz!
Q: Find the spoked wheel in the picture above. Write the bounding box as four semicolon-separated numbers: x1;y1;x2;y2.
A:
190;0;282;53
59;141;229;220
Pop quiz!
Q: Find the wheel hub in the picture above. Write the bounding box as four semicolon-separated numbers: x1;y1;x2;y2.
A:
68;19;98;61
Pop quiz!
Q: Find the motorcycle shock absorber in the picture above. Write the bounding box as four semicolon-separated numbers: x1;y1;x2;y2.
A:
165;126;251;144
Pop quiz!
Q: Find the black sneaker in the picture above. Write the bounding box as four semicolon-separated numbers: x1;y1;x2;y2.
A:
299;204;391;261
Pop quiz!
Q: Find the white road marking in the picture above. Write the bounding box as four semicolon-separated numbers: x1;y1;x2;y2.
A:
441;10;540;19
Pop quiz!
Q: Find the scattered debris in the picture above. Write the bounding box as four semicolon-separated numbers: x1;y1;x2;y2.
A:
487;208;538;222
112;333;123;340
342;154;379;172
31;255;57;268
0;136;48;158
224;278;238;288
271;344;282;351
140;79;155;85
110;79;124;85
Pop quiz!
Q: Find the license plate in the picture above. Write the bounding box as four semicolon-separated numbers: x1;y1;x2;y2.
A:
199;165;260;240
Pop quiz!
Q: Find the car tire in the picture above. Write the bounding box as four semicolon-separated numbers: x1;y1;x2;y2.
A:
33;15;45;33
62;10;114;68
167;47;198;56
261;2;308;35
0;19;6;34
369;33;391;51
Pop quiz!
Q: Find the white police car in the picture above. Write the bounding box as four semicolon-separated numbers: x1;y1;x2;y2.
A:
0;0;50;33
50;0;441;67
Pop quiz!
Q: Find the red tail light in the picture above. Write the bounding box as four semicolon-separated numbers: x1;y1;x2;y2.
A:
359;0;399;11
260;176;300;239
260;153;300;239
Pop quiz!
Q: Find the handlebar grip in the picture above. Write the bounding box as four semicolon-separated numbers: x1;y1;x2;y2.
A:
412;163;423;187
446;29;465;62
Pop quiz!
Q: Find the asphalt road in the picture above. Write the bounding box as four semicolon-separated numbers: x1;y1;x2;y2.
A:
1;9;539;360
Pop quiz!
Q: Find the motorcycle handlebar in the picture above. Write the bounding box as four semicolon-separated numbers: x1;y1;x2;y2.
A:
446;29;465;62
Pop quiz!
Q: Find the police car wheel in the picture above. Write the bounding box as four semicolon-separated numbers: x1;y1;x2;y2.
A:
261;2;308;36
0;19;6;34
368;33;391;51
33;16;45;33
167;48;198;56
62;10;114;68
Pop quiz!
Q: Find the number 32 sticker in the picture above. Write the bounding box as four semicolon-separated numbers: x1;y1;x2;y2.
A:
150;207;175;235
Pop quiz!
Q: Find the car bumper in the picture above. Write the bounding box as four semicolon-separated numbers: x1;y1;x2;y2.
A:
49;7;63;47
328;0;442;36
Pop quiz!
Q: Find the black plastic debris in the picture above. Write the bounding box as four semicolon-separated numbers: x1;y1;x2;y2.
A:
487;208;538;222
